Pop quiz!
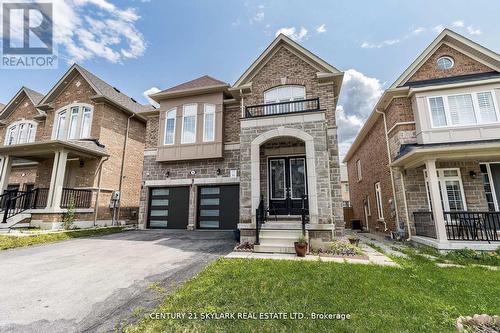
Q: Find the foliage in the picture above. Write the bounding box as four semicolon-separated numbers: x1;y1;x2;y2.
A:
296;234;307;245
61;202;76;230
235;241;254;251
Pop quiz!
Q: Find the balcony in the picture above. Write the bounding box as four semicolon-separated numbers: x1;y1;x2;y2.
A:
245;98;320;118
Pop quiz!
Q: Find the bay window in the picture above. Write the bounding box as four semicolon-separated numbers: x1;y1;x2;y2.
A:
203;104;215;142
4;121;37;145
181;104;197;144
164;108;176;145
428;91;499;128
53;104;93;140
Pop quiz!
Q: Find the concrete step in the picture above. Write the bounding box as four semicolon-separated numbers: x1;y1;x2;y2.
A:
0;213;31;229
254;244;296;254
261;222;302;230
268;215;302;222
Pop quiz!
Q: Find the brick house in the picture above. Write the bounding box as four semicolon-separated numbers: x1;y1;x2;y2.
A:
0;64;147;229
140;34;345;252
345;29;500;250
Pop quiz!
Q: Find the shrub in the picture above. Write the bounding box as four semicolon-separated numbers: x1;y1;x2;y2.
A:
61;202;76;230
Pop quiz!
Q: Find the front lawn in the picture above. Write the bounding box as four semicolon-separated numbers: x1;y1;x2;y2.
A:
127;254;500;333
0;227;125;250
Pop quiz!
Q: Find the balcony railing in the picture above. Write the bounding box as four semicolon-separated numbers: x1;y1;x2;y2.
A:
413;211;500;242
245;98;320;118
61;188;93;208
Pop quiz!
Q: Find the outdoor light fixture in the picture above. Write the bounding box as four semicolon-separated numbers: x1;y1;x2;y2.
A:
469;171;477;179
79;159;85;168
216;168;221;176
166;170;170;178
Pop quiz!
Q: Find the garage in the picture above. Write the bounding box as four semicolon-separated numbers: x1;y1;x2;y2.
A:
147;187;189;229
197;185;239;230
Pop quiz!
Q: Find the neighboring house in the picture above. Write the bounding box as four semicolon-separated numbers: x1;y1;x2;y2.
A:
140;34;344;253
345;29;500;250
0;64;148;229
340;164;351;207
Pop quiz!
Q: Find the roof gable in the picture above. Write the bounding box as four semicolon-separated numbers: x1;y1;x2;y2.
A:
233;34;342;89
0;87;45;120
391;29;500;88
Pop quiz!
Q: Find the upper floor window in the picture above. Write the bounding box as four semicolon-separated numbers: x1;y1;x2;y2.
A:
264;85;306;114
4;121;37;145
436;56;454;70
203;104;215;142
428;91;499;128
164;108;176;145
53;104;93;140
356;159;362;181
181;104;197;144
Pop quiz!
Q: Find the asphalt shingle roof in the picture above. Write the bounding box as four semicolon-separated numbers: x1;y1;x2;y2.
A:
158;75;228;94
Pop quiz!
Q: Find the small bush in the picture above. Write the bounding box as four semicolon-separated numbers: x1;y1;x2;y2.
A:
443;248;500;266
61;202;76;230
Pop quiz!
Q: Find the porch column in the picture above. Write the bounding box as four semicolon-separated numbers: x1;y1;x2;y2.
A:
47;149;68;210
0;155;13;195
425;160;448;242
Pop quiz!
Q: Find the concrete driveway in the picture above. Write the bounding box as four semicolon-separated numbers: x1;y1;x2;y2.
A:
0;230;235;333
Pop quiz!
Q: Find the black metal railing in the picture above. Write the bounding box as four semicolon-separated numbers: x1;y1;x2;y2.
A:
0;189;21;211
245;98;320;118
60;188;92;208
35;188;49;208
301;195;309;236
413;211;437;239
444;211;499;242
2;188;38;223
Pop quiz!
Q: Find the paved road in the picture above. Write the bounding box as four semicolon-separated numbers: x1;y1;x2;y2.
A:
0;230;235;333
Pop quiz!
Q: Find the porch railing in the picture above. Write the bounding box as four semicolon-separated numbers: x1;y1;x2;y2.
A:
245;98;320;118
413;212;437;239
444;211;499;242
301;195;309;236
35;188;49;208
2;189;38;223
255;196;265;245
61;188;92;208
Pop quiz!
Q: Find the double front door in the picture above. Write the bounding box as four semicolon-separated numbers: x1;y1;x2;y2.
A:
268;156;308;215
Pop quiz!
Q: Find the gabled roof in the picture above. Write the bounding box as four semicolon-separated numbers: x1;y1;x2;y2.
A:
38;63;150;118
232;33;343;96
0;103;5;112
0;86;46;120
390;29;500;88
150;75;229;101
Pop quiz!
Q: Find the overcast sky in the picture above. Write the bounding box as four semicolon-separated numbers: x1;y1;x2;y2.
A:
1;0;499;159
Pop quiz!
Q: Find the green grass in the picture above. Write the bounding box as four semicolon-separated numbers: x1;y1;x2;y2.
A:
0;227;125;250
406;245;500;266
127;256;500;333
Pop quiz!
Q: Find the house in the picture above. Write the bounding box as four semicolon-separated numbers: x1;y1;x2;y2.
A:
0;64;148;229
139;34;345;253
345;29;500;250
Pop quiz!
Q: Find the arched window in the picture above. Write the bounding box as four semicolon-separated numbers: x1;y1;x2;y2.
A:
264;85;306;114
164;108;176;145
4;121;37;145
53;104;93;140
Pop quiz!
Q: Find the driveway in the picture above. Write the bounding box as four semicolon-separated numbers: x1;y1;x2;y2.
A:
0;230;235;333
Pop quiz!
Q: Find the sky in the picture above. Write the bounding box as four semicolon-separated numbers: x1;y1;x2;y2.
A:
1;0;500;159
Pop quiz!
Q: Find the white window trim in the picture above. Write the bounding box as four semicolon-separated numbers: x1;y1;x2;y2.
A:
481;162;500;211
264;85;306;104
356;160;362;182
52;103;94;140
4;120;38;146
437;56;454;70
181;103;197;144
427;90;500;129
203;104;216;142
80;106;93;139
163;108;176;145
375;182;384;220
424;168;467;212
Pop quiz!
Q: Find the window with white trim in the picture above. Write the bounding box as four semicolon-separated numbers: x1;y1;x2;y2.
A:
164;108;176;145
424;168;467;212
356;160;362;181
4;121;37;145
436;56;454;70
264;85;306;114
374;182;384;220
53;104;93;140
203;104;215;142
181;104;197;144
428;91;499;128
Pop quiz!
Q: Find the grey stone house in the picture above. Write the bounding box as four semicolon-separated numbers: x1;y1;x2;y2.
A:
139;34;344;252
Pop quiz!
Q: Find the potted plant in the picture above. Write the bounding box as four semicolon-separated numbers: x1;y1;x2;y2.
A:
294;235;308;257
347;234;360;246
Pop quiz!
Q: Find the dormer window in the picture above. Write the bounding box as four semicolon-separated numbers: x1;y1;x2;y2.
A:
437;56;454;70
53;104;93;140
4;121;37;145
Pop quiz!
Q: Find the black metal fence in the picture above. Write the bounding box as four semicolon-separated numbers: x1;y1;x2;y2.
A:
61;188;92;208
444;211;499;242
245;98;320;118
2;189;38;223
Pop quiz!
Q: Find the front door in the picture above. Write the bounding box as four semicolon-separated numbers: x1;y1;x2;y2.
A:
268;156;307;215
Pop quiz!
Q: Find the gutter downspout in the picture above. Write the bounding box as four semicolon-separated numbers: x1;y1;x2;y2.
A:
116;113;135;222
93;156;109;227
375;109;397;233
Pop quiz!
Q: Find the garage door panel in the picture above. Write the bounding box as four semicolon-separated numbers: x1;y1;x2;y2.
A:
148;187;189;229
197;185;239;230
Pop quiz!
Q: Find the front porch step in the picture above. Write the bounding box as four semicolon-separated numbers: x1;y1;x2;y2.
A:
254;244;296;254
0;213;31;229
261;222;302;230
268;215;302;222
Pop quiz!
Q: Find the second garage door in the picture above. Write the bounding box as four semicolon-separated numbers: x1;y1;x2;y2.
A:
148;187;189;229
197;185;239;230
